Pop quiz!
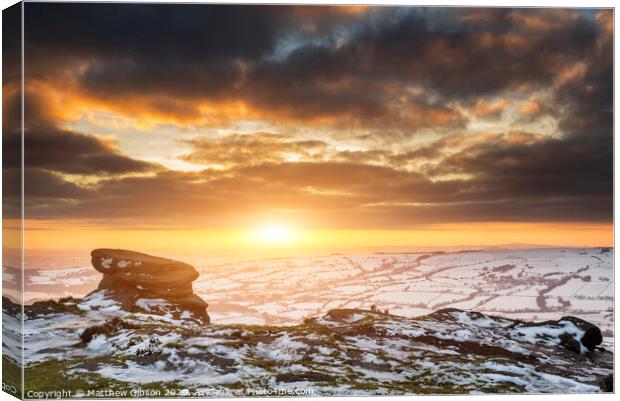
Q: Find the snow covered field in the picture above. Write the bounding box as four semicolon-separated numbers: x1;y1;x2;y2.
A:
6;247;614;337
196;248;614;339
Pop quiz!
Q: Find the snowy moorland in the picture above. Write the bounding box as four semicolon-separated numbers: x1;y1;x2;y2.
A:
1;247;614;396
198;248;614;335
1;293;614;396
8;247;614;335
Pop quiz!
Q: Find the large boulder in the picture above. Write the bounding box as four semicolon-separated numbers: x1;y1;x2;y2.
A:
560;316;603;351
510;314;603;353
600;374;613;392
90;249;209;323
92;249;198;284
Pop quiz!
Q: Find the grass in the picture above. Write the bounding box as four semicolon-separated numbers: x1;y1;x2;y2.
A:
6;302;600;397
16;353;531;398
21;357;190;399
24;358;124;395
80;318;140;344
2;356;21;399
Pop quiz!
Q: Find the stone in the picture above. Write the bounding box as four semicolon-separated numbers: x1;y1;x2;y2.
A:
137;281;195;297
90;249;209;323
560;316;603;351
168;294;210;323
276;372;334;383
91;249;198;284
599;374;613;392
559;332;582;353
326;308;367;321
169;293;208;311
514;315;603;353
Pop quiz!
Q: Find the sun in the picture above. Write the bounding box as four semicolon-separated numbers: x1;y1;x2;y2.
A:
252;225;296;245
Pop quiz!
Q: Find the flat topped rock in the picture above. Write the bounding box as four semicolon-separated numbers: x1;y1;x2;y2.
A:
90;248;209;323
91;248;199;284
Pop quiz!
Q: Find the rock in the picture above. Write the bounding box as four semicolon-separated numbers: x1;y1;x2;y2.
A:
139;282;195;297
97;273;195;298
80;317;138;344
599;374;613;392
560;316;602;351
97;274;138;293
9;297;614;394
326;308;385;321
89;249;209;323
91;249;198;284
513;315;603;353
169;293;208;310
559;332;582;353
326;309;364;321
276;372;333;383
167;294;210;323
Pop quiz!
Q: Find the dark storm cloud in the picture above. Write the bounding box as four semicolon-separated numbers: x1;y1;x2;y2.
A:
21;157;610;227
23;4;366;98
555;32;613;138
3;123;157;175
438;131;612;200
1;88;159;219
22;168;93;199
2;90;159;175
25;4;282;61
2;167;95;220
23;5;603;126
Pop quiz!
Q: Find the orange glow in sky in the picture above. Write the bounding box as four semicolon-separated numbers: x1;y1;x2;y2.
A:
2;6;612;258
13;221;612;260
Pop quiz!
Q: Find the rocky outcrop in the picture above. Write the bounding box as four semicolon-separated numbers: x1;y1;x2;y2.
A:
559;316;603;351
509;315;603;353
428;308;604;354
7;298;613;395
89;249;209;323
599;374;613;392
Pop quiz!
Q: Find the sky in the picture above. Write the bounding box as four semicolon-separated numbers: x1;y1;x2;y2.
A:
2;4;614;256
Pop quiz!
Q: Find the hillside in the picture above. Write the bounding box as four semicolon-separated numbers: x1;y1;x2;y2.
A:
2;291;613;397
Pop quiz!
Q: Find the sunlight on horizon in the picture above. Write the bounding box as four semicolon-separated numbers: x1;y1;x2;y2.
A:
15;220;614;257
250;225;298;245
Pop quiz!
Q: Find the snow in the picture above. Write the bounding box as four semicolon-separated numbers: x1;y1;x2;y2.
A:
86;334;115;353
254;334;307;362
7;296;612;395
450;311;509;328
77;290;119;312
19;247;615;335
100;257;112;269
513;320;586;352
481;296;540;311
135;298;168;312
370;291;442;304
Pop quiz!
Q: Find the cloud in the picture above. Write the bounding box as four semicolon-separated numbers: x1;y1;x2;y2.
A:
553;13;612;139
471;99;511;119
3;124;156;175
2;5;611;229
23;5;603;132
3;90;159;175
438;131;612;203
1;89;160;218
20;145;611;227
181;133;329;167
2;168;95;219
